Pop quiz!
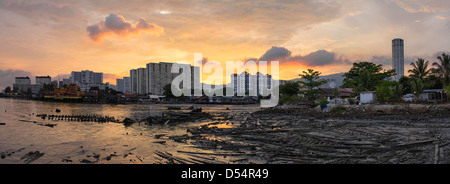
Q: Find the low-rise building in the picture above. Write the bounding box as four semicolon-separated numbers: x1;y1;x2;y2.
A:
360;91;377;104
418;89;447;103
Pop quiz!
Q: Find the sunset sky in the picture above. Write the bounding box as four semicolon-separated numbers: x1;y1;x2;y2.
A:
1;0;449;89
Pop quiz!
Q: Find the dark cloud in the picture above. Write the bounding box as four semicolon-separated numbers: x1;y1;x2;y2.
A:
432;51;450;59
0;69;33;90
291;50;338;66
258;46;350;66
86;13;164;42
259;46;292;61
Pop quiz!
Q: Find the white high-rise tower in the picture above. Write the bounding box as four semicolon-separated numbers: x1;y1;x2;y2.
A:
392;38;404;81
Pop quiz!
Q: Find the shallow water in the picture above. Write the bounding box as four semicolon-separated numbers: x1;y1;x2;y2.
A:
0;98;261;164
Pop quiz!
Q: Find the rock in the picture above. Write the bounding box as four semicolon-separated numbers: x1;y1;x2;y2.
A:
191;107;202;113
93;153;100;159
80;159;93;164
123;118;135;126
189;105;202;113
61;158;73;163
20;151;44;164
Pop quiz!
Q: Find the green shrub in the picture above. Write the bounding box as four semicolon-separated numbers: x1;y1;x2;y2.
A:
315;97;329;106
331;106;347;114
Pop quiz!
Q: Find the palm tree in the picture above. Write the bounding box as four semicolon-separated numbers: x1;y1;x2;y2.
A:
411;80;425;100
432;53;450;86
409;58;431;81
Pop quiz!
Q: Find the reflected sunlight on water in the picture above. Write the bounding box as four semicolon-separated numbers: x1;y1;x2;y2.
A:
0;98;261;164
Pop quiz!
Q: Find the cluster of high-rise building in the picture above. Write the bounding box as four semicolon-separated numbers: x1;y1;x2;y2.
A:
116;77;131;94
69;70;107;91
118;62;275;96
230;71;272;96
9;38;406;97
12;70;109;95
124;62;199;95
12;76;59;96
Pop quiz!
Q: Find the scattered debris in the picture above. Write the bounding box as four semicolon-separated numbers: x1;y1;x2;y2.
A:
166;107;450;164
21;151;44;164
145;112;211;125
18;119;57;128
122;118;136;126
61;158;73;163
80;159;94;164
153;141;166;144
36;114;116;123
167;106;182;110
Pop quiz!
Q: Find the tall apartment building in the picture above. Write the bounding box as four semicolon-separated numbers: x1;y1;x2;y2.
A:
130;69;138;94
146;62;176;95
70;70;104;91
117;77;131;94
146;62;199;95
117;78;124;93
123;77;131;94
129;68;147;95
230;71;272;96
71;70;103;84
392;38;404;81
137;68;147;95
13;76;31;93
36;76;51;86
129;62;200;95
15;76;31;85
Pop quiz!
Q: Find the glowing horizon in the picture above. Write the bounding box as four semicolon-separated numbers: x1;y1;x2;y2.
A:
1;0;449;88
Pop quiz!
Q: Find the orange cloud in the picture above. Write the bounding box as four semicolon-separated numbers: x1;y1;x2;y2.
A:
86;13;164;42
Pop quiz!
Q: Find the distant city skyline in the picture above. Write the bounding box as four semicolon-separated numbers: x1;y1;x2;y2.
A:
1;0;450;90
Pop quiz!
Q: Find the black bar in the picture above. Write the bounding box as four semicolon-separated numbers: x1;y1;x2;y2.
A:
0;164;445;183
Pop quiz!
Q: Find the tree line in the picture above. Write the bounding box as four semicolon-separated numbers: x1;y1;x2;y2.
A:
279;52;450;103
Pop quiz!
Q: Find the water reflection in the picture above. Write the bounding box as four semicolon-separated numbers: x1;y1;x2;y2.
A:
0;98;260;164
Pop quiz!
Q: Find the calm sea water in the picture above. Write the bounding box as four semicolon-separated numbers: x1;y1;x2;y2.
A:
0;98;260;164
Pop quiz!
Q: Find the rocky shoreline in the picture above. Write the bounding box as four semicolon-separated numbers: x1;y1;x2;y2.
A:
3;103;450;164
153;105;450;164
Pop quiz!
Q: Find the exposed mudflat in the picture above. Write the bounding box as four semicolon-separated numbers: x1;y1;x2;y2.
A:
2;98;450;164
157;107;450;164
